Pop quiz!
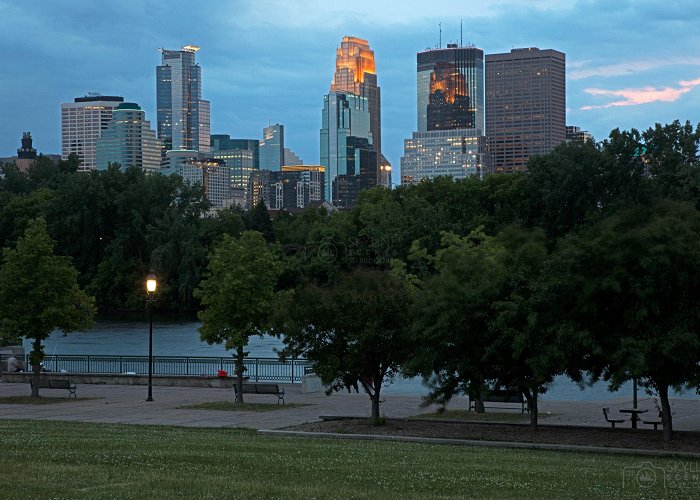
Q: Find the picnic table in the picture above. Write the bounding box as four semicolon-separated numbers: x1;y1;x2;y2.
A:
619;408;648;429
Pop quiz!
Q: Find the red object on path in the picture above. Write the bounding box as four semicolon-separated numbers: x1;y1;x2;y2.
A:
217;370;228;377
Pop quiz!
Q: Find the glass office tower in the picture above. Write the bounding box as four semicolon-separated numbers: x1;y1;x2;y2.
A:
259;124;284;171
320;92;375;208
401;43;486;185
417;44;484;134
157;45;210;155
95;103;161;171
330;36;382;161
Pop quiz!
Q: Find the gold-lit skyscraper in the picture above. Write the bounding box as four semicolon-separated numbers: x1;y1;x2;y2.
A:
330;36;383;165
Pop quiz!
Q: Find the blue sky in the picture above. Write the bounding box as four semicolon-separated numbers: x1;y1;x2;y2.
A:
2;0;700;185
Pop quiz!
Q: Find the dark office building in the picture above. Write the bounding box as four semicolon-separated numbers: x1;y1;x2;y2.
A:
248;166;324;210
486;48;566;173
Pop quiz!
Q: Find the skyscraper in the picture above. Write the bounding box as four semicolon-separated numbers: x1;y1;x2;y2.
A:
259;124;284;171
157;45;210;155
401;43;486;185
61;95;124;172
95;102;161;172
485;48;566;173
320;92;376;207
417;44;484;133
330;36;382;161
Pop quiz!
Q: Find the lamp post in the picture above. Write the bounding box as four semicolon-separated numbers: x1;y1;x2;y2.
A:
146;270;157;402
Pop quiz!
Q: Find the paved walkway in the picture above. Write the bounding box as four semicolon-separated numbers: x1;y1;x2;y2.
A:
0;382;698;431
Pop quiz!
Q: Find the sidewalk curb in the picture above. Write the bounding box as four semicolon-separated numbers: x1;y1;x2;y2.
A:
258;429;700;459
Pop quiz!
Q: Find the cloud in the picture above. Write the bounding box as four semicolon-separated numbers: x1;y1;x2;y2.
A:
571;57;700;80
581;77;700;110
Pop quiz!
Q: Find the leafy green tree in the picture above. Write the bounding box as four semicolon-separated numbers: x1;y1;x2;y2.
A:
0;219;95;396
194;231;280;402
546;199;700;440
277;269;415;419
409;227;578;428
406;229;503;412
247;199;275;242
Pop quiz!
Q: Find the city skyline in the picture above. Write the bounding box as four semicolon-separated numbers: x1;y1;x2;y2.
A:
2;1;700;186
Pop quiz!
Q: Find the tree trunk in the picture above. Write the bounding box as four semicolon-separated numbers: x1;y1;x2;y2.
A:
658;383;673;442
30;338;42;397
361;373;381;420
474;397;485;413
525;390;538;429
235;345;245;404
371;385;381;420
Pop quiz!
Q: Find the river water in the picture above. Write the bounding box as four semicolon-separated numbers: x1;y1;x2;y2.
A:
23;316;698;402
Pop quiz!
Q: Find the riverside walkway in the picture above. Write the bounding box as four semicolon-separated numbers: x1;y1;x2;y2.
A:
0;382;699;431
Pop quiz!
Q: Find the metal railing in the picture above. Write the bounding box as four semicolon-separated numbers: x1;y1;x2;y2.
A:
1;354;312;384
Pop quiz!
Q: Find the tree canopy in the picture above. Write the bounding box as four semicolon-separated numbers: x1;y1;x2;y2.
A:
0;218;96;396
194;231;280;402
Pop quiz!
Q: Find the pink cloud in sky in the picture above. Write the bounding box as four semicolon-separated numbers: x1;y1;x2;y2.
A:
581;77;700;110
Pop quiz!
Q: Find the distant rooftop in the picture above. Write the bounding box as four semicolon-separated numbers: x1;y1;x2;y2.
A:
74;95;124;103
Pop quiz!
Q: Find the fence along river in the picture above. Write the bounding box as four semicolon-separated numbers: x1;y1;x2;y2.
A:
15;317;698;401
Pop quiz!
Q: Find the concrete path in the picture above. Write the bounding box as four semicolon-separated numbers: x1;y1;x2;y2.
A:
0;382;698;431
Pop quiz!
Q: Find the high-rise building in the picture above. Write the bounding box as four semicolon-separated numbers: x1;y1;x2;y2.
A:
320;92;376;207
486;48;566;173
180;158;232;209
210;148;256;199
259;124;284;171
248;165;324;210
61;95;124;172
157;45;210;155
401;129;486;184
211;135;259;169
401;43;486;185
566;125;592;143
417;44;484;133
95;103;161;172
330;36;383;163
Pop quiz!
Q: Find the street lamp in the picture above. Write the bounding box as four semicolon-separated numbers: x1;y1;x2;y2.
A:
146;270;157;402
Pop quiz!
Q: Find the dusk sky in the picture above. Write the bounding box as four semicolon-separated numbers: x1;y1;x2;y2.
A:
2;0;700;185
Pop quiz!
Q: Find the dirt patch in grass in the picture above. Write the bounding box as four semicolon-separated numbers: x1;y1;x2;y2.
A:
413;409;556;423
179;401;309;412
286;418;700;454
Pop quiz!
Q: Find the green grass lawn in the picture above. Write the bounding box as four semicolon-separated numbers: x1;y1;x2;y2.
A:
0;420;694;499
179;401;308;412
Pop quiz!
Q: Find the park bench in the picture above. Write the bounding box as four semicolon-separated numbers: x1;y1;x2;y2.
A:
29;378;77;398
234;383;285;404
469;390;527;413
602;407;625;428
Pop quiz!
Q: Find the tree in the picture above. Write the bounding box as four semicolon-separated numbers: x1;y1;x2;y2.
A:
547;199;700;441
406;229;504;412
247;199;275;242
194;231;280;402
0;219;95;396
277;269;414;419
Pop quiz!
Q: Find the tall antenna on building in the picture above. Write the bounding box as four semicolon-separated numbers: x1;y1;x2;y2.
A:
460;19;463;47
439;23;442;48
